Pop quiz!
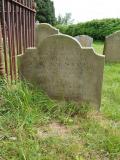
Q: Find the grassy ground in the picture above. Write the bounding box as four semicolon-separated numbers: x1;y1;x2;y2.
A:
0;42;120;160
92;41;104;54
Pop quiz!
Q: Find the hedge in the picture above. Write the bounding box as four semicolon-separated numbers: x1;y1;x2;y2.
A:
56;19;120;40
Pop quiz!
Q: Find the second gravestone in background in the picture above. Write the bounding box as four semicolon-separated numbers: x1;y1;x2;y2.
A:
35;23;59;47
19;30;105;109
74;35;93;47
104;31;120;62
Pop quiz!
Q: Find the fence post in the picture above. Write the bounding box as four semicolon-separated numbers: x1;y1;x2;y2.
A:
0;18;4;76
0;0;36;81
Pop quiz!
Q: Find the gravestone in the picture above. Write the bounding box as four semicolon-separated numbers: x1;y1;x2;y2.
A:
104;31;120;62
19;34;105;109
74;35;93;47
35;23;59;47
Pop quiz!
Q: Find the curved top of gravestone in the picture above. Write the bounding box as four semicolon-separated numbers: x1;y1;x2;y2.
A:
36;23;59;32
75;35;92;38
106;30;120;39
35;23;59;47
74;35;93;47
75;35;93;39
38;34;99;57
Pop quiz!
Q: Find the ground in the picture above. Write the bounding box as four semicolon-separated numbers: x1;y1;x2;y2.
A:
0;41;120;160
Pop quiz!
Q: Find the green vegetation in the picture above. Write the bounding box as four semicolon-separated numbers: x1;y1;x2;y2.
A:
0;42;120;159
35;0;56;25
56;18;120;40
92;41;104;54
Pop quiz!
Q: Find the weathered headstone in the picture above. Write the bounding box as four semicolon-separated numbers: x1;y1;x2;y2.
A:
74;35;93;47
35;23;59;47
19;34;105;109
104;31;120;62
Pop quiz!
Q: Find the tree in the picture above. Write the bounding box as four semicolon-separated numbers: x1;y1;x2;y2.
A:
35;0;56;25
56;13;74;25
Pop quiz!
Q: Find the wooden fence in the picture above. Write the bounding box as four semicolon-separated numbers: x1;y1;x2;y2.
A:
0;0;36;82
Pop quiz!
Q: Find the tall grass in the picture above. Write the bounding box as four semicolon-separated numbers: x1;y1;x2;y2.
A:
0;42;120;159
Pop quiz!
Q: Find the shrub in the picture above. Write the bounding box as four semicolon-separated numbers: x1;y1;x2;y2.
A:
56;18;120;40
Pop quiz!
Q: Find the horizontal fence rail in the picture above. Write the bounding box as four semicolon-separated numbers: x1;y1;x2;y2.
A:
0;0;36;82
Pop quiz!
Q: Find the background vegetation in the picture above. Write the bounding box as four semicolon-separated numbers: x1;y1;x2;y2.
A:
56;18;120;40
35;1;120;40
35;0;56;25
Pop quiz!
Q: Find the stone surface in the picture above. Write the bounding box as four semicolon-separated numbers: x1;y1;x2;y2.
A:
35;23;59;47
103;31;120;62
19;34;105;109
74;35;93;47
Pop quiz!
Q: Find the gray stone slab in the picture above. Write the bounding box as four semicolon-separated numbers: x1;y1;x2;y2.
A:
104;31;120;62
35;23;59;47
19;34;105;109
74;35;93;47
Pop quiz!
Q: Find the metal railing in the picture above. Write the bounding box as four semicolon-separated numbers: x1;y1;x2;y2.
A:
0;0;36;82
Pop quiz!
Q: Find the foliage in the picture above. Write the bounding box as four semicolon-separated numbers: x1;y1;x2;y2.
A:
35;0;56;25
56;18;120;40
92;41;104;54
56;13;74;25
